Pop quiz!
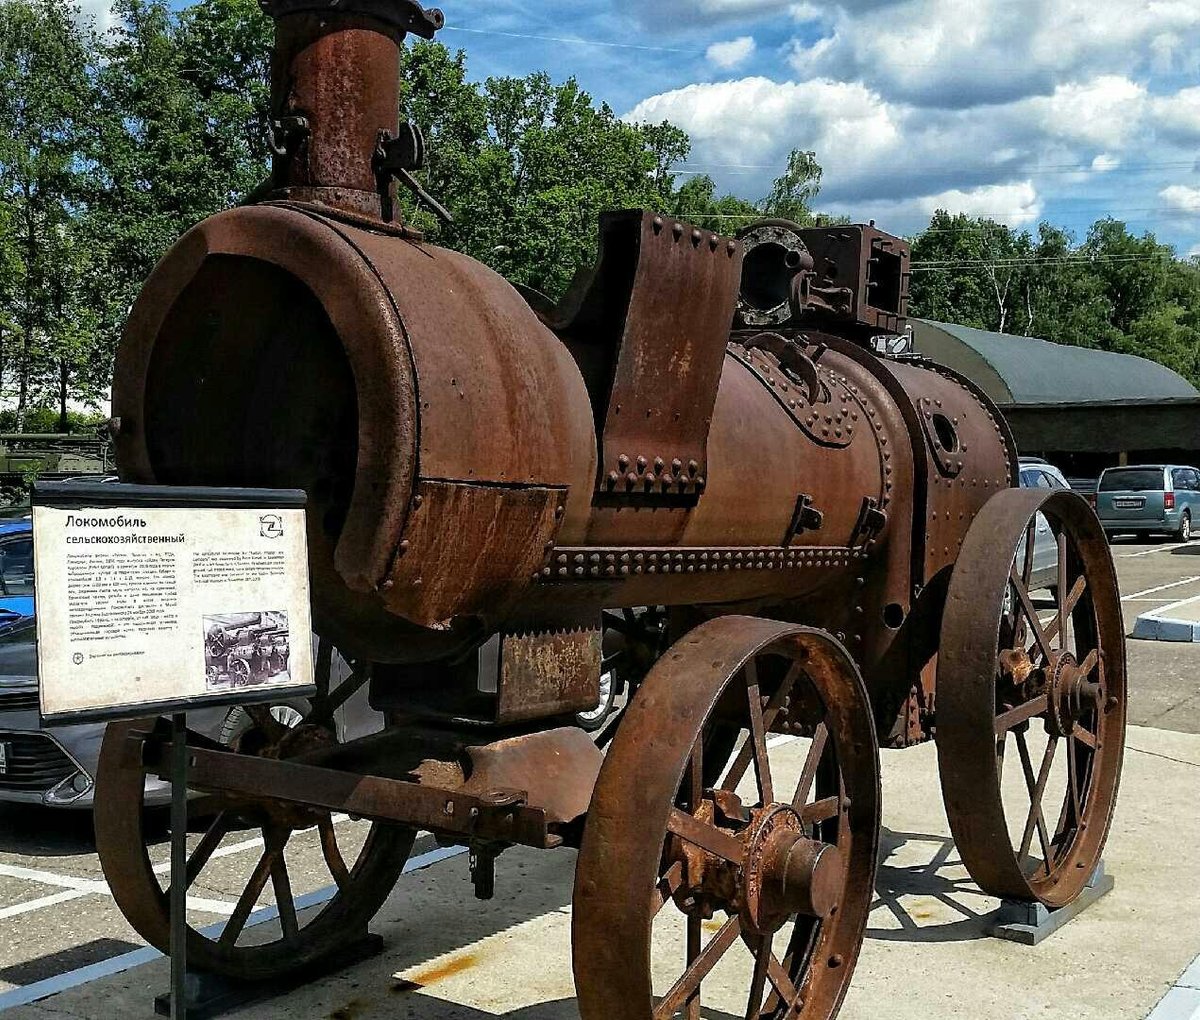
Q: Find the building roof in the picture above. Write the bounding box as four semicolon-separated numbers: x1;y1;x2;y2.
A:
912;319;1200;407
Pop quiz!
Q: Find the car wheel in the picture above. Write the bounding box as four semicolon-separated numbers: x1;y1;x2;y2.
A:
1178;512;1192;542
575;667;616;732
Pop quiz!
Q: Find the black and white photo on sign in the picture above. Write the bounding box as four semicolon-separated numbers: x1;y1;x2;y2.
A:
202;611;290;690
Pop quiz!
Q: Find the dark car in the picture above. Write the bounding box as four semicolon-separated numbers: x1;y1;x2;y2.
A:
0;518;383;808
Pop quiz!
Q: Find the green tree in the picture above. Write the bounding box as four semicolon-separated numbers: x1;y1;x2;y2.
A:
0;0;97;427
399;42;695;297
86;0;271;380
763;149;823;225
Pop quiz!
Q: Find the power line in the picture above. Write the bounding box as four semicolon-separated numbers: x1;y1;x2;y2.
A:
439;25;695;55
910;252;1177;272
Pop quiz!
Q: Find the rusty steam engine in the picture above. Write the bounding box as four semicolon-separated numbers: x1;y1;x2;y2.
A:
93;3;1128;1017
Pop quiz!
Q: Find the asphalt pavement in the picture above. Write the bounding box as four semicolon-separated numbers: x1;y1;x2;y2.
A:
0;536;1198;1018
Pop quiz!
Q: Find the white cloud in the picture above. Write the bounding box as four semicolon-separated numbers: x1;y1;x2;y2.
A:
1028;77;1147;150
1161;185;1200;215
616;0;793;27
706;36;757;71
1091;154;1121;173
784;0;1200;107
1151;87;1200;143
914;182;1042;225
1187;243;1200;260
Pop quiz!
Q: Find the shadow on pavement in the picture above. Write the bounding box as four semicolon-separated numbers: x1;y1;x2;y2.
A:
865;828;997;944
0;938;143;986
0;802;97;857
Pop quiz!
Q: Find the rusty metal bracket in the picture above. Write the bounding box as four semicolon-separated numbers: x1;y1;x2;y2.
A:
850;496;888;548
144;740;557;849
785;494;825;546
373;125;453;226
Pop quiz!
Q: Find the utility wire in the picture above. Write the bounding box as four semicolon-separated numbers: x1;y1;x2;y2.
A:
440;25;695;55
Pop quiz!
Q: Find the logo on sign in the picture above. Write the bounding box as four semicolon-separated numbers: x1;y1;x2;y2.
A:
72;652;84;665
260;514;284;539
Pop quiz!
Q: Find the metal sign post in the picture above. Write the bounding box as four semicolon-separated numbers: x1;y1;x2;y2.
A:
170;712;189;1020
29;482;318;1018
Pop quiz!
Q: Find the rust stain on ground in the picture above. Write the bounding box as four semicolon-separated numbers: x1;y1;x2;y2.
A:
394;952;479;991
702;919;724;933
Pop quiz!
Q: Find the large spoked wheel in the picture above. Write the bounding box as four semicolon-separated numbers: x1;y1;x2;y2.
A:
938;489;1126;908
574;616;880;1020
94;644;414;982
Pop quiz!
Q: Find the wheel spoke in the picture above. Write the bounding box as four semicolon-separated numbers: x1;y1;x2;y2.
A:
800;795;840;826
318;815;351;891
266;830;299;941
791;722;828;809
667;808;746;865
994;694;1049;734
1021;519;1036;586
653;916;742;1020
744;660;774;805
765;950;802;1012
1010;564;1054;664
1015;730;1054;870
685;914;701;1020
1074;728;1098;750
745;935;772;1020
1055;533;1069;650
722;664;798;794
1065;735;1084;829
1043;575;1086;646
653;860;685;915
1018;738;1057;862
184;811;230;889
218;846;276;947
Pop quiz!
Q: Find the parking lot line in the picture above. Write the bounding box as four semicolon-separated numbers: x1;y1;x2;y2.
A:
0;861;239;920
0;863;107;893
1145;592;1200;619
1121;543;1193;558
0;889;89;921
0;843;468;1013
1123;577;1200;601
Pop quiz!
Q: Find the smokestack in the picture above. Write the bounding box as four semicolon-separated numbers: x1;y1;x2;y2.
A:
258;0;444;222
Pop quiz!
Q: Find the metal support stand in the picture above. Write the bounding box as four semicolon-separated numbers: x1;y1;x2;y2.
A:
988;861;1114;946
169;713;189;1020
154;934;383;1019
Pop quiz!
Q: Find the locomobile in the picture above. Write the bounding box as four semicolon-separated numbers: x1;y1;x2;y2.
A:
93;2;1126;1016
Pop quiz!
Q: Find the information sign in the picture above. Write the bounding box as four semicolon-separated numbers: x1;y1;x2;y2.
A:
32;483;316;725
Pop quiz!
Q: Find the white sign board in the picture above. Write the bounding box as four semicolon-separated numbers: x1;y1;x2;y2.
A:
32;486;315;723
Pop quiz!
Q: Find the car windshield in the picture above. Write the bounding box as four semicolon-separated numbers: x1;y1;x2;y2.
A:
1099;469;1164;492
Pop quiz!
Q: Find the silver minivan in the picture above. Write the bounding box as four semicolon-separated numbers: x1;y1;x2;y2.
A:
1097;465;1200;542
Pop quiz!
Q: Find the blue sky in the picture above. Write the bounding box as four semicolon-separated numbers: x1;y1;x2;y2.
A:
84;0;1200;255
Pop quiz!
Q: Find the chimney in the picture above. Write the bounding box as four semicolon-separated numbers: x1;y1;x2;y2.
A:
258;0;444;222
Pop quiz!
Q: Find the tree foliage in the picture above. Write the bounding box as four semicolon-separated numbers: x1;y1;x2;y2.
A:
909;213;1200;384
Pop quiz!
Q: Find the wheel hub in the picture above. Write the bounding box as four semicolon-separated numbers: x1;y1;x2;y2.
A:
740;804;843;934
1046;651;1101;738
671;798;843;934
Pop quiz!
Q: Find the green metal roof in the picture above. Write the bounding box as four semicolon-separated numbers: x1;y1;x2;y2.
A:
912;320;1199;406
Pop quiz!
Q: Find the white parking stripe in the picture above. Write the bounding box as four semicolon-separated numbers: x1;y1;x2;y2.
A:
1145;592;1200;618
1123;577;1200;600
0;863;107;893
0;889;89;921
0;861;241;917
1121;543;1193;558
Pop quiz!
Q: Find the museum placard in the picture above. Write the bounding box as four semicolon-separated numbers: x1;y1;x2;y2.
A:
32;483;316;724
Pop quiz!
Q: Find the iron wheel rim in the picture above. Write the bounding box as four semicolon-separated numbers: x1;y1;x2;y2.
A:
937;489;1126;907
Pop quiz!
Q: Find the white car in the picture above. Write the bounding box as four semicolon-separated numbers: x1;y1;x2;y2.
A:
1018;458;1071;595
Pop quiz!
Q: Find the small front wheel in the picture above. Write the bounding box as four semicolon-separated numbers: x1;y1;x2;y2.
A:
1177;511;1192;542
